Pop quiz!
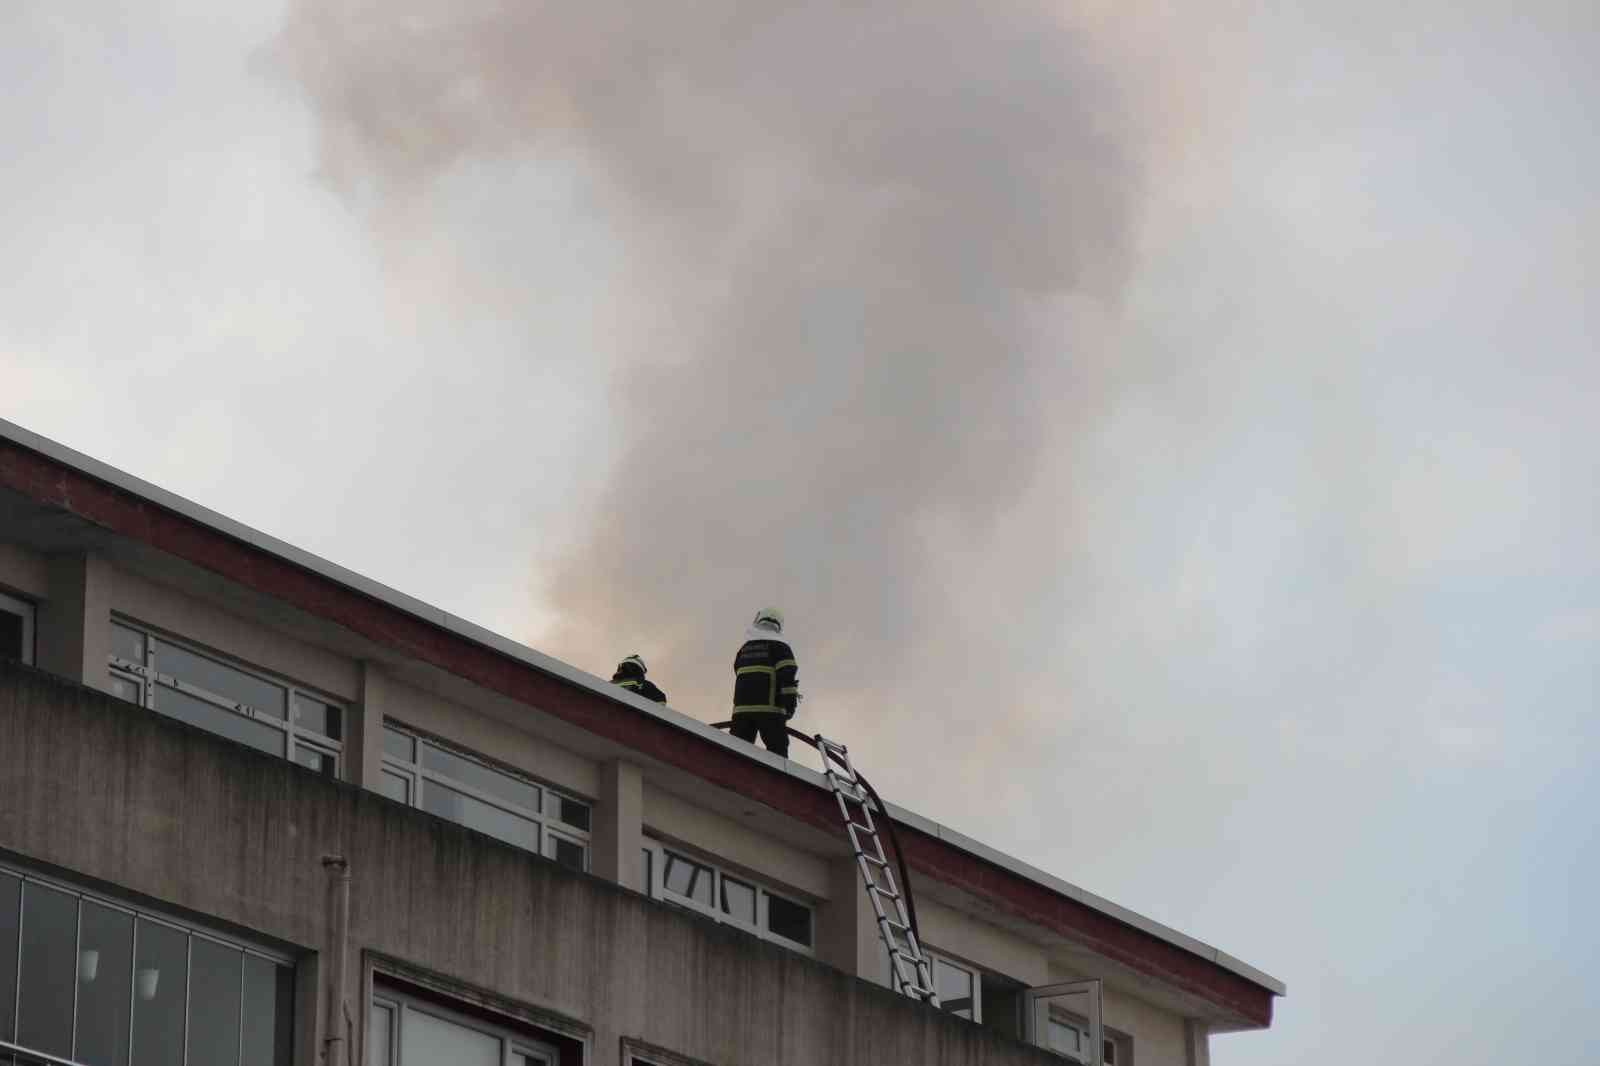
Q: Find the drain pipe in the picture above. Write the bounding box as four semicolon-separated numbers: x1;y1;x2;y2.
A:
322;856;351;1066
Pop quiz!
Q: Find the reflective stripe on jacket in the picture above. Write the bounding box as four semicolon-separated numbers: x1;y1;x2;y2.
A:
732;637;799;716
611;666;667;703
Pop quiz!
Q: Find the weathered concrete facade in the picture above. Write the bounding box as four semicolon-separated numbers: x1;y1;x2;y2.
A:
1;662;1064;1066
0;419;1281;1066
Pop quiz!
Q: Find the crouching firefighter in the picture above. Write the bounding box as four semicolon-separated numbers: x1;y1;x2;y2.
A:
611;654;667;703
730;607;799;757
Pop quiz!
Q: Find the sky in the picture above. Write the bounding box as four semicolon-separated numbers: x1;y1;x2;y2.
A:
4;2;1597;1063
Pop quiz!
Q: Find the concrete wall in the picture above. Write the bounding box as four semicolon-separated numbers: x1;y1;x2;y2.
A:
5;544;1220;1063
918;897;1050;988
1102;985;1188;1066
0;663;1067;1066
0;538;48;598
644;783;831;902
377;671;599;801
111;566;361;702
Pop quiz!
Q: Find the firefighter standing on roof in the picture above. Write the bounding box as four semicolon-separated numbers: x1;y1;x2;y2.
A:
610;654;667;703
730;607;799;757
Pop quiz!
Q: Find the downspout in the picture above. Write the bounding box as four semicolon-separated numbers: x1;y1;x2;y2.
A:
322;856;351;1066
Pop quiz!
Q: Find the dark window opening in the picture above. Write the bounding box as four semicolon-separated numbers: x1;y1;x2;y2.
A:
765;893;812;947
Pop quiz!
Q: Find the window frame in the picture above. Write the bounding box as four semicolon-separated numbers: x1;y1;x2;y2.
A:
106;617;344;775
0;590;35;665
370;989;559;1066
928;951;982;1022
1044;1016;1128;1066
380;722;591;873
0;858;295;1066
642;839;815;954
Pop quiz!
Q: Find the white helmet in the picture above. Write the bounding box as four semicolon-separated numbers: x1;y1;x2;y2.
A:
752;607;784;633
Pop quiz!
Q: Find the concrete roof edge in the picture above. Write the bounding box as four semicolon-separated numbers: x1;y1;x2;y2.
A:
0;416;1285;1000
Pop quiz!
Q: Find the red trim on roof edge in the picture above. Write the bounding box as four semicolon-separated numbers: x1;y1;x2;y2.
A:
0;439;1273;1027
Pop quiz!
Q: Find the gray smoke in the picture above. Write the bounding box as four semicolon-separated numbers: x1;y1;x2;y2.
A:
275;1;1220;751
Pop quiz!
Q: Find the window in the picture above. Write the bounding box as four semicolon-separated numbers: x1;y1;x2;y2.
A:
381;724;591;872
890;950;983;1020
932;954;980;1020
0;591;34;665
369;990;556;1066
1027;978;1104;1063
1045;1017;1127;1065
621;1038;712;1066
0;862;295;1066
644;841;814;951
107;618;344;775
1048;1017;1092;1062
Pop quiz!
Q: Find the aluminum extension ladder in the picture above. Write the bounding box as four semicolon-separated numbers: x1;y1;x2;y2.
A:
814;734;940;1007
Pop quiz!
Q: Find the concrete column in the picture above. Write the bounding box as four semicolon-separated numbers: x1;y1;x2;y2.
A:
36;553;112;692
1186;1019;1211;1066
351;662;388;789
591;759;644;890
818;855;887;984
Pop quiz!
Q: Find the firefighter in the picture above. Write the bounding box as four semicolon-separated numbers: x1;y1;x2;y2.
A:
730;607;799;757
610;654;666;703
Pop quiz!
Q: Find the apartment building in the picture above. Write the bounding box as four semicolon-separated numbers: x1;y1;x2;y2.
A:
0;417;1282;1066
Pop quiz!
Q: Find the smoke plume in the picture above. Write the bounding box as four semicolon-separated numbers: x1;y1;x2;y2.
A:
275;1;1223;767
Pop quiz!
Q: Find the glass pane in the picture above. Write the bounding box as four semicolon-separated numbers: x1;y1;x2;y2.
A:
553;795;590;832
154;685;286;757
131;918;187;1066
292;744;337;776
662;853;713;907
153;641;285;718
420;744;537;811
188;938;243;1066
0;872;18;1043
548;836;585;872
401;1009;499;1066
77;901;135;1066
367;1003;392;1066
641;849;652;896
292;694;341;741
109;672;143;704
378;770;410;804
765;893;812;947
17;883;76;1055
1048;1019;1082;1056
0;610;22;662
422;780;541;852
935;958;974;1018
240;956;294;1066
721;878;756;924
381;727;413;762
110;623;146;664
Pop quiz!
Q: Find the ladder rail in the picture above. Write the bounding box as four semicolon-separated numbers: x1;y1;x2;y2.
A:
708;720;941;1008
815;733;940;1007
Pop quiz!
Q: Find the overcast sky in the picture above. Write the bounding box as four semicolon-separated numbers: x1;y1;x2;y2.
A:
4;2;1596;1062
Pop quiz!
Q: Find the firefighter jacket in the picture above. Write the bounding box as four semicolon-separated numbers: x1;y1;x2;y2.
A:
611;663;666;703
732;632;799;717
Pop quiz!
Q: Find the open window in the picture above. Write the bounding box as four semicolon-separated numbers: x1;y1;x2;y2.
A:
1025;979;1103;1065
0;591;34;665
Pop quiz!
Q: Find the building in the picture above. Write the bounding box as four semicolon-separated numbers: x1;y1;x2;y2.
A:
0;417;1282;1066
